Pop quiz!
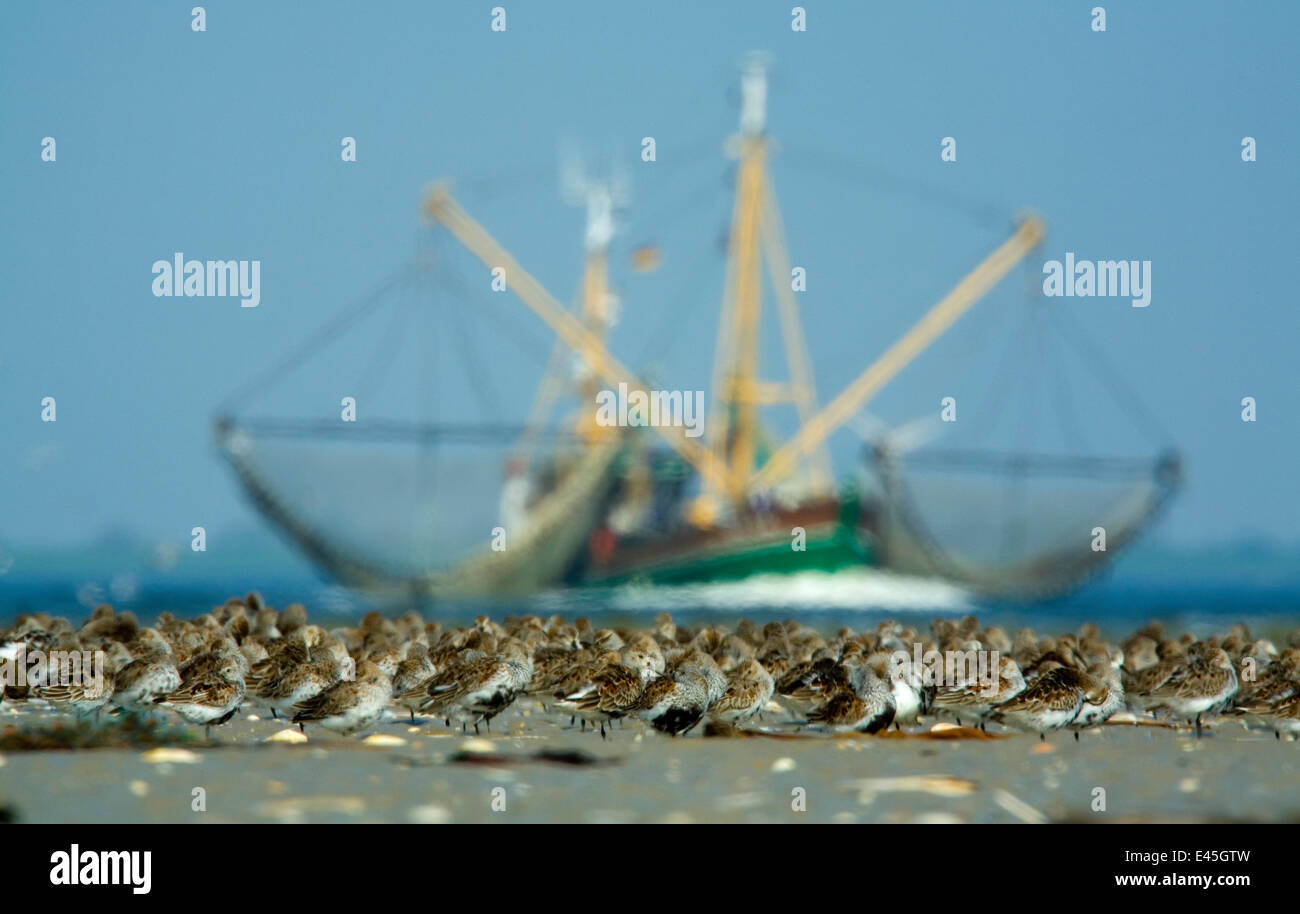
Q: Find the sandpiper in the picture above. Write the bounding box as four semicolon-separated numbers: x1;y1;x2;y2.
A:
391;643;436;722
775;655;848;720
708;658;775;727
630;664;710;736
410;640;533;733
1124;640;1188;710
153;657;246;739
933;656;1026;728
549;650;619;726
1145;647;1239;736
1260;693;1300;740
40;668;117;717
990;663;1092;740
873;651;925;728
259;646;349;720
527;644;594;702
678;649;727;710
245;633;318;717
1070;662;1125;736
555;651;646;737
1233;649;1299;713
112;629;182;714
806;662;895;734
292;658;394;736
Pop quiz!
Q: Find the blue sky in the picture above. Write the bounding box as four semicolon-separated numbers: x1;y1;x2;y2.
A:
1;0;1297;555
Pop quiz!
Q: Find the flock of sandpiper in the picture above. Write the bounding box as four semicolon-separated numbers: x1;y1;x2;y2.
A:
3;596;1300;742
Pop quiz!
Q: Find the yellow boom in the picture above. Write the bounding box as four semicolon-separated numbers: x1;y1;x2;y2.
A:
423;184;737;495
758;173;833;494
747;214;1046;492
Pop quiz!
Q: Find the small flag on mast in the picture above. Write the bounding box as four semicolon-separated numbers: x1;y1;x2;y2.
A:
630;244;662;272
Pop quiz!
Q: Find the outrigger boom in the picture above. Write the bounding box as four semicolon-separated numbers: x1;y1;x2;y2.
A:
220;53;1174;602
422;185;736;497
423;187;1044;520
749;213;1045;492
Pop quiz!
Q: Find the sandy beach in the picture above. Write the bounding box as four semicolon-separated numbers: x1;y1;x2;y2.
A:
3;700;1296;825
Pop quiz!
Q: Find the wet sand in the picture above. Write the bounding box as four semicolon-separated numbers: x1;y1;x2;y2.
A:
2;701;1297;824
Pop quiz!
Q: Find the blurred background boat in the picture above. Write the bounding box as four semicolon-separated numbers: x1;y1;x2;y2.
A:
213;54;1180;605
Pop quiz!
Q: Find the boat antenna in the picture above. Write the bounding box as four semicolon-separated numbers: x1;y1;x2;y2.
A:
739;52;769;137
520;148;626;443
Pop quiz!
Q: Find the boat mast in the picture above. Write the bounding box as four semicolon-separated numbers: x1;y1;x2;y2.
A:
514;163;620;452
700;54;833;522
575;178;615;437
701;55;1046;505
424;57;1043;516
718;56;768;506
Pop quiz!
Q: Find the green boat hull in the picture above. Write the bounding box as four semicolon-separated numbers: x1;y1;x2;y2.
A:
583;489;876;587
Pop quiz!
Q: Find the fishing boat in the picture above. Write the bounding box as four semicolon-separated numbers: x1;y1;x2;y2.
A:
216;55;1180;602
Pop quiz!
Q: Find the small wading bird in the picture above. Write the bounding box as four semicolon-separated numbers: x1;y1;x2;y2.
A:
4;601;1296;744
153;656;246;741
291;658;396;737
